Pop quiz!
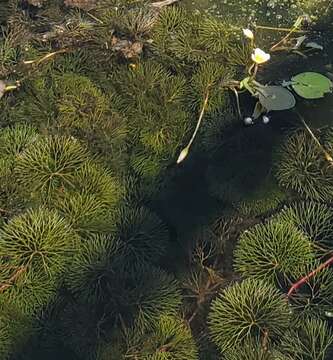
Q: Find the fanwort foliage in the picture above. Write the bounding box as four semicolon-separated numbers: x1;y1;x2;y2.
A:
0;208;78;277
122;315;198;360
281;318;333;360
276;201;333;248
234;220;314;287
276;130;333;202
208;278;291;352
0;1;333;360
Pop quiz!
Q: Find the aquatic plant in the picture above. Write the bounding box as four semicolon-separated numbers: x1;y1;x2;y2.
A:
0;208;78;278
55;193;115;235
206;124;278;206
233;24;333;123
0;271;58;315
58;300;109;360
276;130;333;201
1;1;333;359
54;73;128;159
0;125;40;213
63;264;182;358
71;161;122;205
234;220;314;287
112;206;168;268
288;261;333;320
291;72;333;99
0;124;38;157
222;339;289;360
0;302;34;360
66;233;123;303
281;318;333;360
123;315;198;360
15;136;90;200
208;278;291;352
276;201;333;248
236;176;286;217
54;162;122;234
131;266;182;331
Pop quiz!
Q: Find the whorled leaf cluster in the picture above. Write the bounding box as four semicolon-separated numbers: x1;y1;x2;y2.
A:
0;1;333;360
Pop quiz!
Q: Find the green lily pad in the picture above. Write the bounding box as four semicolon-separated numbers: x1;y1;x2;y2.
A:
291;72;333;99
257;86;296;112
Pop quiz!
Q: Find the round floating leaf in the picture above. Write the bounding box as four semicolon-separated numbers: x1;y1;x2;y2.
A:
291;72;333;99
258;85;296;111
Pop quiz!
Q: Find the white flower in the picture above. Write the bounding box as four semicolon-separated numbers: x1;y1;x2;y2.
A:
177;147;189;164
242;28;254;40
251;48;271;64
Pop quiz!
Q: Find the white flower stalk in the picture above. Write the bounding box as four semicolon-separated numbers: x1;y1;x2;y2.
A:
251;48;271;64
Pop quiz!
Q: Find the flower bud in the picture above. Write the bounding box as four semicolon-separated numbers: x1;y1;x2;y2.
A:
177;147;189;164
243;28;254;40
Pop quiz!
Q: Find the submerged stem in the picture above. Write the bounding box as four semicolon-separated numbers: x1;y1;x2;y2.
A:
288;255;333;298
232;88;242;119
270;16;305;51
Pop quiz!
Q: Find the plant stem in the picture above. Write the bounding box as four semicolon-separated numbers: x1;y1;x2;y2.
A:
188;89;210;148
23;48;71;66
296;111;333;164
232;88;242;119
0;266;26;293
86;12;104;24
4;85;18;92
287;255;333;297
0;208;10;214
252;63;259;78
324;0;333;15
256;25;307;33
261;328;269;352
270;16;305;51
177;88;210;163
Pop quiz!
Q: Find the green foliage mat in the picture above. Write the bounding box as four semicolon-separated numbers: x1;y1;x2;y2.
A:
0;1;333;360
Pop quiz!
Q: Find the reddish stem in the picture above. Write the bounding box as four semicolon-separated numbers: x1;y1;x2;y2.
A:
0;266;26;293
287;255;333;298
